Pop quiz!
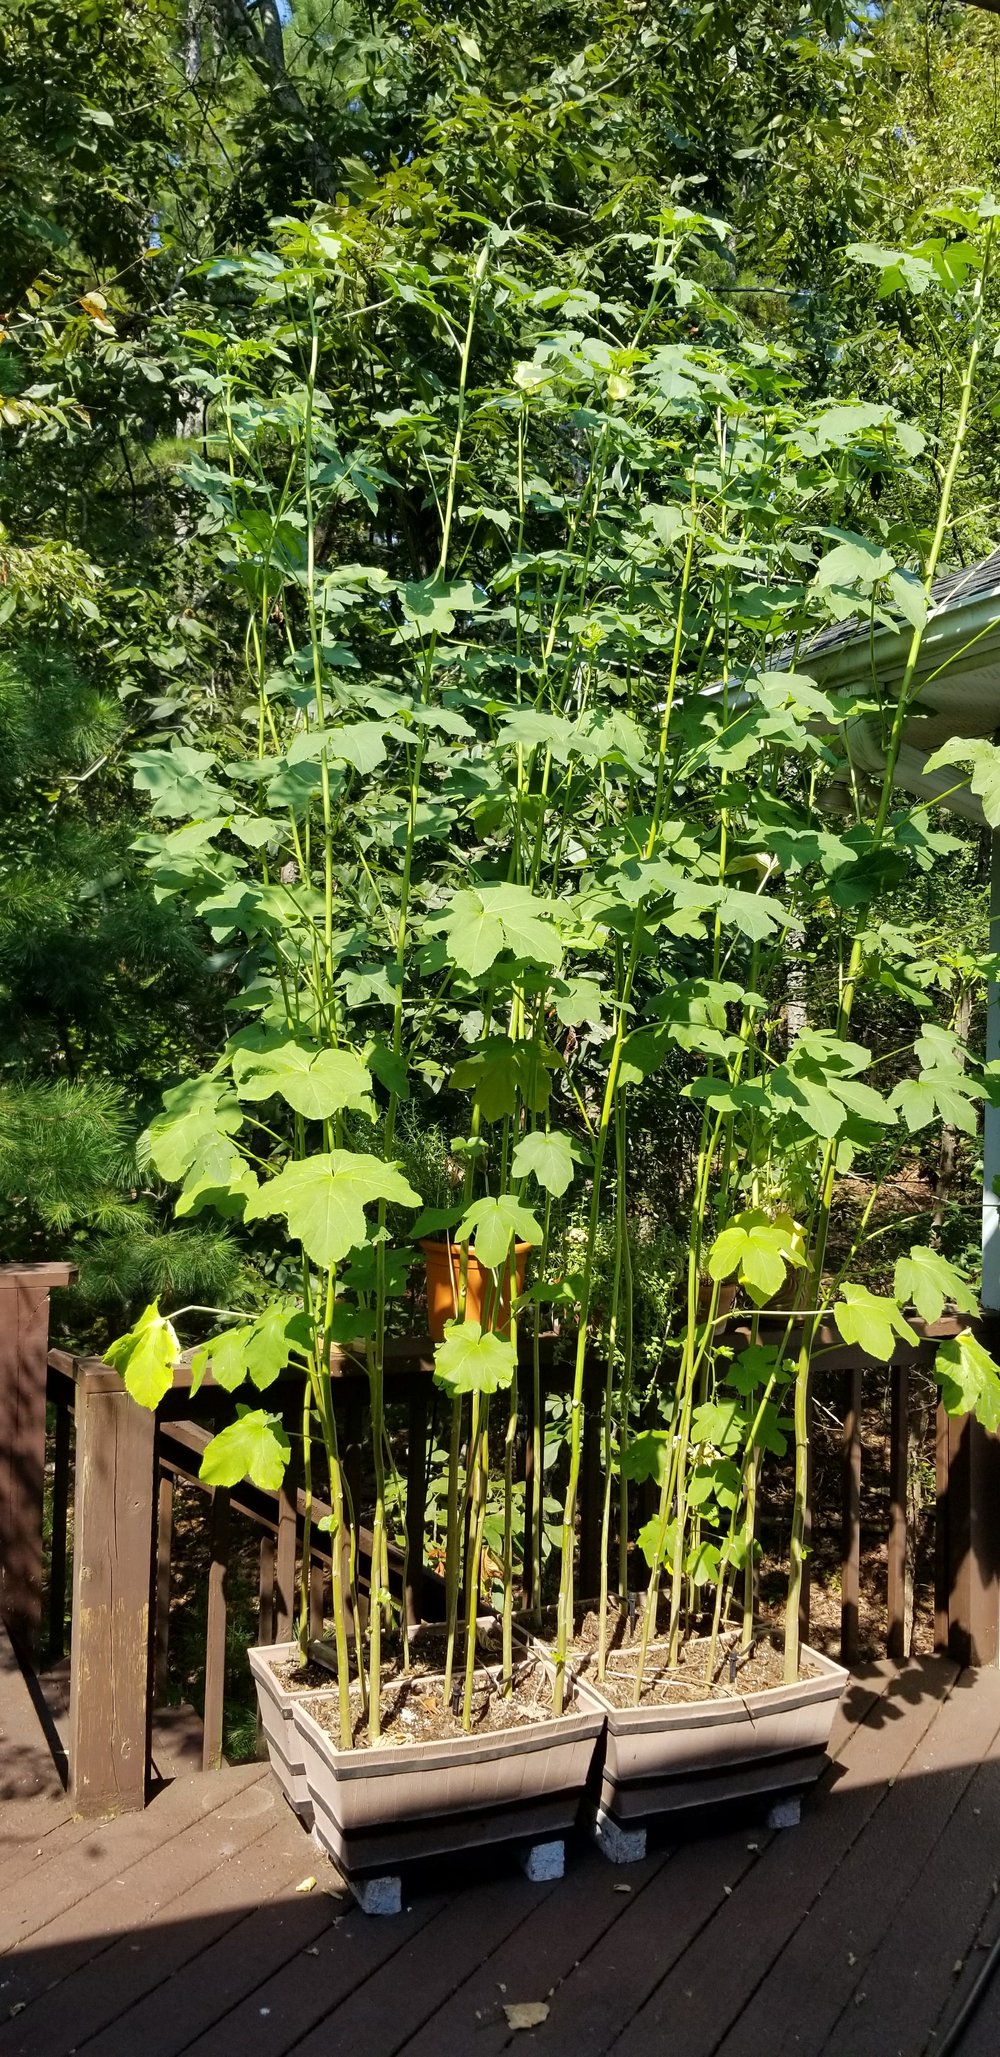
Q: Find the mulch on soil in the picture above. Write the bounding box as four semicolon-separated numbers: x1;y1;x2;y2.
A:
310;1651;564;1748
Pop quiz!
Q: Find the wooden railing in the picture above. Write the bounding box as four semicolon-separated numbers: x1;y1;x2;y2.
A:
3;1261;1000;1818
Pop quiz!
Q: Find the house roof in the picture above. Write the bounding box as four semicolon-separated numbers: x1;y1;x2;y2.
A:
795;548;1000;825
800;549;1000;668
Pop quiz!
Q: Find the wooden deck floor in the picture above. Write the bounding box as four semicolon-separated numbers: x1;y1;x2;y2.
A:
3;1631;1000;2057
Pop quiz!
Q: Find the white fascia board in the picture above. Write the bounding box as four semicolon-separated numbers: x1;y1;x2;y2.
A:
802;591;1000;715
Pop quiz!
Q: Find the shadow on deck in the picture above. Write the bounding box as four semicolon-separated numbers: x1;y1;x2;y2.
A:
2;1635;1000;2057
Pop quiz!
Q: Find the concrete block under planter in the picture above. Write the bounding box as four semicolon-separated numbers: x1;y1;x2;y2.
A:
574;1643;848;1825
292;1674;604;1879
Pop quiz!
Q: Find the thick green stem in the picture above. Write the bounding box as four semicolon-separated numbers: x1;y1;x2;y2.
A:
463;1398;489;1731
598;1086;628;1682
442;1395;464;1700
784;228;994;1683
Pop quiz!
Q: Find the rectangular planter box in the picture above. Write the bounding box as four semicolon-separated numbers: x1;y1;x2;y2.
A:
574;1643;848;1823
292;1669;604;1877
249;1619;503;1827
248;1641;333;1823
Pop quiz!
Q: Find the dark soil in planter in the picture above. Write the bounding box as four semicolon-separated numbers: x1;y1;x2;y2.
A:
312;1652;560;1749
535;1601;817;1706
272;1619;502;1694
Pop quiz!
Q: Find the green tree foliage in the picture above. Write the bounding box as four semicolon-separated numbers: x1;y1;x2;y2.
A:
4;0;1000;1362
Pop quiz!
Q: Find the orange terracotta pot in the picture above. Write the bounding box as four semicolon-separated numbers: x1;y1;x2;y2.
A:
696;1275;738;1321
421;1240;530;1343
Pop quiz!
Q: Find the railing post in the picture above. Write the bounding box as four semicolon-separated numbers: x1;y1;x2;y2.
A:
68;1358;157;1817
0;1261;75;1656
934;1316;1000;1667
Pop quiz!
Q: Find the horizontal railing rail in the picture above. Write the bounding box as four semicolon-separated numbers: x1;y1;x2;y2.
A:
3;1262;1000;1818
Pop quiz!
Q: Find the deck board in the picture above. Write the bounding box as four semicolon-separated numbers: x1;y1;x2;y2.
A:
5;1641;1000;2057
396;1841;677;2057
817;1668;1000;2057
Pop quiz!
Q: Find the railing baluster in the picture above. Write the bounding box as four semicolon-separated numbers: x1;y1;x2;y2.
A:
934;1399;951;1653
275;1432;298;1643
309;1557;325;1643
887;1363;909;1660
256;1532;276;1759
202;1485;230;1771
153;1470;174;1707
47;1389;72;1662
405;1381;428;1629
259;1532;275;1646
840;1366;863;1666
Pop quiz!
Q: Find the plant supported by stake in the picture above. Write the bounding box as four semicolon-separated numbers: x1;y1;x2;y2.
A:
109;187;1000;1776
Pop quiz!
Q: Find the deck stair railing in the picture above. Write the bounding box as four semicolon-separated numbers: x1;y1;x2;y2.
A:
2;1262;1000;1818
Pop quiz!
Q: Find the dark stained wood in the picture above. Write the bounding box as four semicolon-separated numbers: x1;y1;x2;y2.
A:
823;1669;1000;2056
309;1557;325;1643
965;1406;1000;1664
405;1378;428;1629
937;1864;1000;2056
935;1398;951;1651
259;1533;275;1648
74;1855;336;2057
716;1661;1000;2057
47;1390;71;1663
202;1487;230;1772
76;1841;334;2057
154;1470;173;1708
67;1369;158;1817
275;1394;300;1642
0;1267;74;1653
401;1843;678;2057
0;1623;66;1811
887;1362;908;1659
6;1643;1000;2057
580;1350;603;1604
840;1365;862;1665
286;1871;559;2057
0;1759;267;1955
0;1772;292;2051
593;1662;943;2057
173;1900;446;2057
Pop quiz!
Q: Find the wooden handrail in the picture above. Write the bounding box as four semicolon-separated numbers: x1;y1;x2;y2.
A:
4;1271;1000;1818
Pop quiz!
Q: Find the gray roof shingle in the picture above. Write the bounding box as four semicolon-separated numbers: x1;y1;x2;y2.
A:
799;547;1000;663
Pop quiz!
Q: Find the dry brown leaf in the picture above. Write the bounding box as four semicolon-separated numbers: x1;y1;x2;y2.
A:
504;2001;550;2031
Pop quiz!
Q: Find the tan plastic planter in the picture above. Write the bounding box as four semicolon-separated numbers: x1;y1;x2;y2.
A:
574;1643;848;1822
291;1671;603;1875
249;1619;502;1827
248;1641;332;1823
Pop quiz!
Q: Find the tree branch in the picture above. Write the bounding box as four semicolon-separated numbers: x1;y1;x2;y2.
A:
207;0;338;200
